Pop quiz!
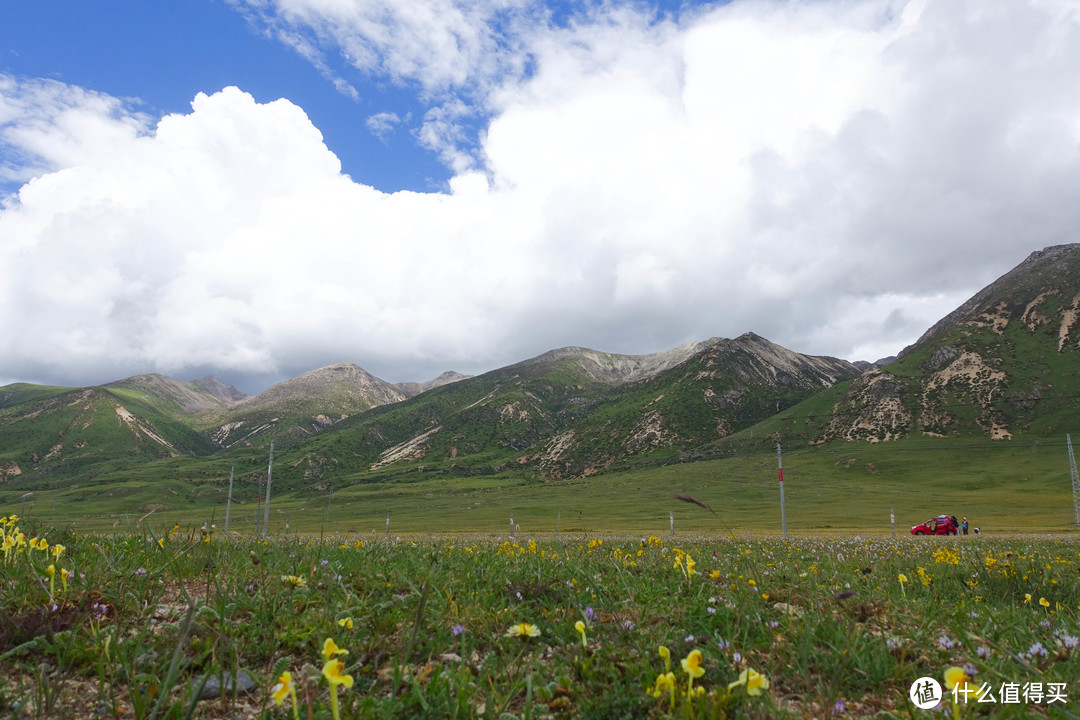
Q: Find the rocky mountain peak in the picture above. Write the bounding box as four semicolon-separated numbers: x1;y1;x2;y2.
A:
193;376;246;403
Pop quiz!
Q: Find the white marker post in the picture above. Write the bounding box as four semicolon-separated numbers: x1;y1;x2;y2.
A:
261;442;274;538
224;466;234;532
777;443;786;538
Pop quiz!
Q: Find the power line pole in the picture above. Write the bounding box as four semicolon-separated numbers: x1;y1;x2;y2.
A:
777;442;787;537
262;441;274;538
1068;434;1080;526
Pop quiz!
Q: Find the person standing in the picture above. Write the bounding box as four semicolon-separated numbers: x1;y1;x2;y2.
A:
961;517;969;535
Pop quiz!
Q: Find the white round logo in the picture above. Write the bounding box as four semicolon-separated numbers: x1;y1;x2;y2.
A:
909;677;943;710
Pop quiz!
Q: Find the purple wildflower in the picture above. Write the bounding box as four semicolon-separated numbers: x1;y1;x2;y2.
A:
451;624;465;637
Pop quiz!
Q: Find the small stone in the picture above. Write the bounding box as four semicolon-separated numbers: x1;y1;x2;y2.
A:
190;670;257;700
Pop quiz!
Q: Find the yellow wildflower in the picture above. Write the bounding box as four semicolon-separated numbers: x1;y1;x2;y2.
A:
681;649;705;698
728;667;770;696
322;658;353;720
272;670;301;720
505;622;541;638
653;671;676;710
1040;597;1050;608
322;637;349;663
575;620;587;647
944;666;976;700
338;617;354;630
681;650;705;679
323;659;353;688
281;575;307;588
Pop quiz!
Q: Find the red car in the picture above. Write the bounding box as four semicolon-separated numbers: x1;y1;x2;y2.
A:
911;515;959;535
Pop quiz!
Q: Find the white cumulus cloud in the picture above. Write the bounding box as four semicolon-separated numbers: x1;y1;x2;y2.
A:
2;0;1080;392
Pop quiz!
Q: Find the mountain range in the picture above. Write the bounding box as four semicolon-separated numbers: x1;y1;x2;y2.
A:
2;244;1078;497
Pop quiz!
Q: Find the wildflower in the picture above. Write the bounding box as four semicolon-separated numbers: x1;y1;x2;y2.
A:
732;651;742;663
51;543;64;559
451;624;465;637
834;700;846;714
60;567;70;593
652;671;676;710
976;645;991;659
1040;597;1050;608
728;667;769;696
135;567;147;577
575;620;587;647
505;622;541;639
281;575;307;588
47;564;56;595
157;538;165;549
937;635;957;650
1058;633;1079;650
322;638;349;663
584;606;596;623
658;646;671;673
1026;641;1048;659
681;649;705;698
898;573;907;597
337;617;353;630
272;670;300;720
621;619;635;631
944;666;976;701
1025;593;1032;604
322;658;353;720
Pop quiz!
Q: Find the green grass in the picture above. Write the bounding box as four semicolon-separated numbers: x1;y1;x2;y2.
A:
5;433;1079;536
0;521;1077;719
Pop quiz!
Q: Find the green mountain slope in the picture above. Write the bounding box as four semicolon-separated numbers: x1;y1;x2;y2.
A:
718;244;1080;453
0;385;219;484
260;334;860;489
199;362;414;449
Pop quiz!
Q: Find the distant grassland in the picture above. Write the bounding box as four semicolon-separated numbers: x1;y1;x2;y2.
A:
3;434;1078;536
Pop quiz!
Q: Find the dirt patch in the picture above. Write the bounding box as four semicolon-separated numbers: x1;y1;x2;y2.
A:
371;426;441;469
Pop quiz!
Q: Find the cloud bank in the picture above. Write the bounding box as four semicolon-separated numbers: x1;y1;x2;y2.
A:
2;0;1080;391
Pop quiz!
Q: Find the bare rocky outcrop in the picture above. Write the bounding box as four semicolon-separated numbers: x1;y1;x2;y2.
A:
105;374;243;414
395;371;471;398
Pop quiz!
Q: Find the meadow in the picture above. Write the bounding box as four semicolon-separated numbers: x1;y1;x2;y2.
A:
1;513;1078;719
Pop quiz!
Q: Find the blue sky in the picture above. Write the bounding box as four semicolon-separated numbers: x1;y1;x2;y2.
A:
2;0;1079;393
0;1;449;194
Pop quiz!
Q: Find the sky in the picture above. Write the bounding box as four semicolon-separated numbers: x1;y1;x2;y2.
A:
2;0;1079;395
